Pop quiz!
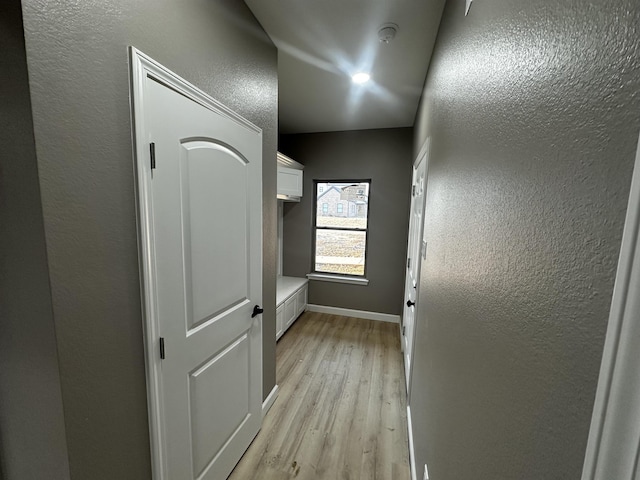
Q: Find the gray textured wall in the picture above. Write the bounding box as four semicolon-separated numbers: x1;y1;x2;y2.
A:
0;1;70;478
19;1;278;478
280;128;413;315
411;0;640;478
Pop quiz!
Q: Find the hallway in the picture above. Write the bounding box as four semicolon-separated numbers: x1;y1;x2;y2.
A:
229;312;410;480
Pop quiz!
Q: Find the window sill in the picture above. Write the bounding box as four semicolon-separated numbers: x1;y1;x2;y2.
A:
306;273;369;286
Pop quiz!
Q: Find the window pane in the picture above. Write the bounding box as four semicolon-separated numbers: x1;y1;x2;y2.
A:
315;230;366;276
316;182;368;228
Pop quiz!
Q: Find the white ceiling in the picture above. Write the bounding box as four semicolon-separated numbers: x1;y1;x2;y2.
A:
245;0;446;134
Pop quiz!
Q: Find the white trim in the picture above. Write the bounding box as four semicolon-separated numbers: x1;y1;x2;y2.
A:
128;47;263;480
306;304;399;323
262;385;279;418
277;152;304;170
582;131;640;480
306;273;369;286
414;136;431;169
465;0;473;16
277;202;283;277
276;193;301;202
407;405;417;480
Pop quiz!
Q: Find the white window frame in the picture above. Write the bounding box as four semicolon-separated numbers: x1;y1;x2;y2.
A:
310;180;371;285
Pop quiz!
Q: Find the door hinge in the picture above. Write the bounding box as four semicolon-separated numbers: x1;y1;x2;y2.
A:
407;257;411;269
159;337;165;359
412;185;416;196
403;326;406;336
150;142;156;170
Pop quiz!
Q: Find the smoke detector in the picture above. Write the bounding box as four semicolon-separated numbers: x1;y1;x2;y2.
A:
378;23;398;44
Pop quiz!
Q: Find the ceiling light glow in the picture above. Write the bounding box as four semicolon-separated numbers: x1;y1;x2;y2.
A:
352;72;370;84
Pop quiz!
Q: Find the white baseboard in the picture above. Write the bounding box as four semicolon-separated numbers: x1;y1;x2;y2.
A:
407;405;417;480
306;304;400;324
262;384;279;418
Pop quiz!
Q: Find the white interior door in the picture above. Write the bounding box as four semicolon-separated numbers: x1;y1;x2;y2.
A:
402;144;428;393
130;49;262;480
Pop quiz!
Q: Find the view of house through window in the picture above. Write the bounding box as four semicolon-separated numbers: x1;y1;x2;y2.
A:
314;181;370;276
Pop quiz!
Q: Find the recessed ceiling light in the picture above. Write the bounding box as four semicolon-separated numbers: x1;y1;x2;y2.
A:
352;72;370;84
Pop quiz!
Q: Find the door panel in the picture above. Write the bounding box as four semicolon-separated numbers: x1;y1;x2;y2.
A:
138;67;262;480
189;334;250;477
284;298;296;329
180;141;249;330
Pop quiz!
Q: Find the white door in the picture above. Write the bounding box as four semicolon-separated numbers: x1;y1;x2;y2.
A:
130;49;262;480
402;144;428;392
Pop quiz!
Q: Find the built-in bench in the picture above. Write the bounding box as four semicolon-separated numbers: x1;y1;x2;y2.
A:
276;276;308;340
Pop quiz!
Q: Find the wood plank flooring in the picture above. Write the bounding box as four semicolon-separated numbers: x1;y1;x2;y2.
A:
228;311;410;480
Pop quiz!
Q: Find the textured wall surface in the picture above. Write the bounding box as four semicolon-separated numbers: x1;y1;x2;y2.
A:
411;0;640;478
280;128;413;315
0;1;70;478
20;1;278;478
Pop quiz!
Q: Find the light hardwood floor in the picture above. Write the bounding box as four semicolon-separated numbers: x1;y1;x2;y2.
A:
228;311;411;480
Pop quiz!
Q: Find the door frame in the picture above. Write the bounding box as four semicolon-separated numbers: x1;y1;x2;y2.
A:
128;47;263;480
582;131;640;480
401;137;431;397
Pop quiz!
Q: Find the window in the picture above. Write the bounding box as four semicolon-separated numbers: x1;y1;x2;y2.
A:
314;181;370;276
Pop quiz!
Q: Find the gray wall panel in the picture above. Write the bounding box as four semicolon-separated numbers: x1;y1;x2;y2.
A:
0;1;70;478
411;0;640;478
280;128;413;315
